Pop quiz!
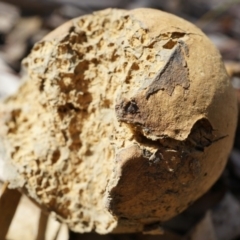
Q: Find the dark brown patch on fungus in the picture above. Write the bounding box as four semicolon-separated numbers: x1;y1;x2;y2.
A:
146;43;190;98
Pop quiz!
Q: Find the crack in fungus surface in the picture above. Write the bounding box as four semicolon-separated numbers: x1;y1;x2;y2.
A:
108;119;226;222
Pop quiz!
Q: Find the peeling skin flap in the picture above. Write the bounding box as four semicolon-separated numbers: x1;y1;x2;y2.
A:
146;43;189;98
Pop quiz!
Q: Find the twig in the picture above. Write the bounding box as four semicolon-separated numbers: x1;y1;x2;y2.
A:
0;182;22;239
36;210;49;240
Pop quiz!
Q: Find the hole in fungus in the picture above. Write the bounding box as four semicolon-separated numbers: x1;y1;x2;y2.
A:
124;100;139;114
130;62;140;71
163;39;177;49
147;55;153;61
102;99;111;108
171;32;185;39
51;149;61;164
58;103;80;114
108;42;114;47
39;79;45;91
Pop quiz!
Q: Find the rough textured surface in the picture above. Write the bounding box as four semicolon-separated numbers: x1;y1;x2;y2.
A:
0;8;237;234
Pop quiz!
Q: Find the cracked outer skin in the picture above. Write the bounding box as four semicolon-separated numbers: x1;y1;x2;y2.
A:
0;8;237;233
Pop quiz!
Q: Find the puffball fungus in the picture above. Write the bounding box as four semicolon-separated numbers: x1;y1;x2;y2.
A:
0;8;237;234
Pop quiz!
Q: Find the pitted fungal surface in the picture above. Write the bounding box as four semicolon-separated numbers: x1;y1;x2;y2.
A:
2;9;189;233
